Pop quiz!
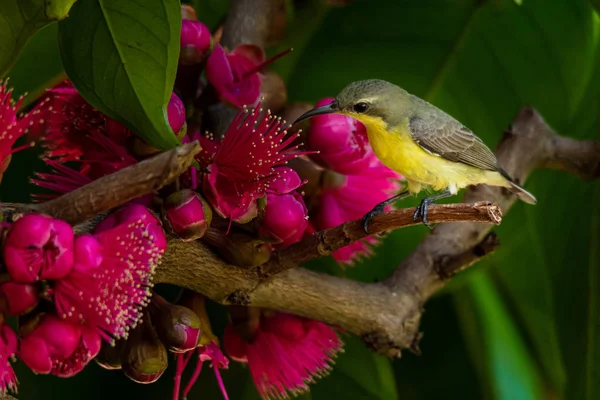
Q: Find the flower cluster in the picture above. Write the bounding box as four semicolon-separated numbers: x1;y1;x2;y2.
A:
0;204;166;392
0;2;403;398
304;98;402;265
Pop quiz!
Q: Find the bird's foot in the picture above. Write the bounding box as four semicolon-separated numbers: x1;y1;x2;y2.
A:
362;203;385;233
413;199;434;229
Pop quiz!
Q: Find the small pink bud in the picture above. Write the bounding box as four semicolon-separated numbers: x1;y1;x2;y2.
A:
19;314;100;377
164;189;213;241
167;93;186;136
150;294;201;353
259;193;308;247
0;282;40;315
0;323;18;393
180;20;211;65
3;214;74;283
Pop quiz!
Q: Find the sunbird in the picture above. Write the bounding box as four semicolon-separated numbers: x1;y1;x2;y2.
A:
294;79;536;231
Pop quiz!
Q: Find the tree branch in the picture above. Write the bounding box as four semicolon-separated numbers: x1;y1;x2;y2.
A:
153;107;600;357
260;201;502;277
221;0;277;49
33;142;200;225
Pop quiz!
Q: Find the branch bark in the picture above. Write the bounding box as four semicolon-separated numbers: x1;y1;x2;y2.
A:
260;201;502;277
33;142;200;225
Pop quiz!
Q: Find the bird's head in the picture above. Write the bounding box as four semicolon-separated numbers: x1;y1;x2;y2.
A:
293;79;410;128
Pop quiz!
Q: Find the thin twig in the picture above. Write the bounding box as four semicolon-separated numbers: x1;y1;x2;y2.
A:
33;142;200;225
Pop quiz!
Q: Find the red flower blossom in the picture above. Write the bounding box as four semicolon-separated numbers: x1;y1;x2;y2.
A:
201;105;305;224
53;204;167;343
0;323;18;394
223;312;343;399
18;314;101;378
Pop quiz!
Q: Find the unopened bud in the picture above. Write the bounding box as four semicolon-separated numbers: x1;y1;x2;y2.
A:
167;93;186;137
202;228;272;268
0;282;40;316
163;189;212;241
95;339;125;370
121;315;168;384
259;193;308;247
180;20;212;65
178;291;217;346
149;294;201;353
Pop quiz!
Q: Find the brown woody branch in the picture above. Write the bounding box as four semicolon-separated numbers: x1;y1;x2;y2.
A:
32;142;200;225
260;201;502;277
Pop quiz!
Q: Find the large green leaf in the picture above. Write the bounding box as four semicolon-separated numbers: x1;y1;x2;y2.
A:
0;0;76;77
7;23;64;105
58;0;181;150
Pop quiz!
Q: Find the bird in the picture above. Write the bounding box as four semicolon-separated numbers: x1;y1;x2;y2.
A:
293;79;536;232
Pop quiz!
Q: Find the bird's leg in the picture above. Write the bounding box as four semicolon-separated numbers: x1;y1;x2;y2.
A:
413;190;453;228
362;191;411;233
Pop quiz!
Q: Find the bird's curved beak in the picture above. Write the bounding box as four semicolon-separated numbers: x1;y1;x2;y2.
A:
293;101;338;125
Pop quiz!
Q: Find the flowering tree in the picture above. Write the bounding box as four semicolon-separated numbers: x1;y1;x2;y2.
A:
0;0;599;399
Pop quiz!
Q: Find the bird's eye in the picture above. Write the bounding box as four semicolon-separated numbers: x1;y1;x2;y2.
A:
353;102;369;113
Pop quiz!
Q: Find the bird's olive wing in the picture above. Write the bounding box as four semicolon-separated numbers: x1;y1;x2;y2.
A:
408;115;499;171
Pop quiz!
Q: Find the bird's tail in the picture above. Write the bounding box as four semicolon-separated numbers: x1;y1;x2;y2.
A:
499;169;537;205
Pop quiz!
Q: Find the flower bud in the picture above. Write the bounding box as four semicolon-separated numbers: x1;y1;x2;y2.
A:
4;214;74;282
167;93;186;136
259;193;308;247
308;98;373;174
95;339;125;370
260;70;287;114
163;189;212;241
19;314;101;377
121;316;168;384
149;294;201;353
0;282;40;316
180;20;212;65
202;228;272;268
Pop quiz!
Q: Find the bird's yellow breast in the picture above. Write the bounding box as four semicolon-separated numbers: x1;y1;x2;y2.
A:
352;114;507;193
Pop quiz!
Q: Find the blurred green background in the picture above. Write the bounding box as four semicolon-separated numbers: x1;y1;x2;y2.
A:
2;0;600;399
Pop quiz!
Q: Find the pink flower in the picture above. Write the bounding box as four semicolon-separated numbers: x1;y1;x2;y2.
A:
307;98;372;174
30;82;137;198
0;282;39;316
0;323;18;394
201;105;304;224
53;204;167;343
180;20;212;65
163;189;213;241
206;44;265;108
167;93;186;136
19;314;101;378
312;160;401;265
0;80;46;178
223;312;343;399
259;193;308;247
3;214;74;283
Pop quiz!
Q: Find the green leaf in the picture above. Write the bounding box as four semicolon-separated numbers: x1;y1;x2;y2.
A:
0;0;76;77
311;335;397;400
465;271;543;400
58;0;181;150
6;23;64;106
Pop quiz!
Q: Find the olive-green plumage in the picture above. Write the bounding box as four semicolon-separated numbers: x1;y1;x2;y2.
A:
294;79;536;227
